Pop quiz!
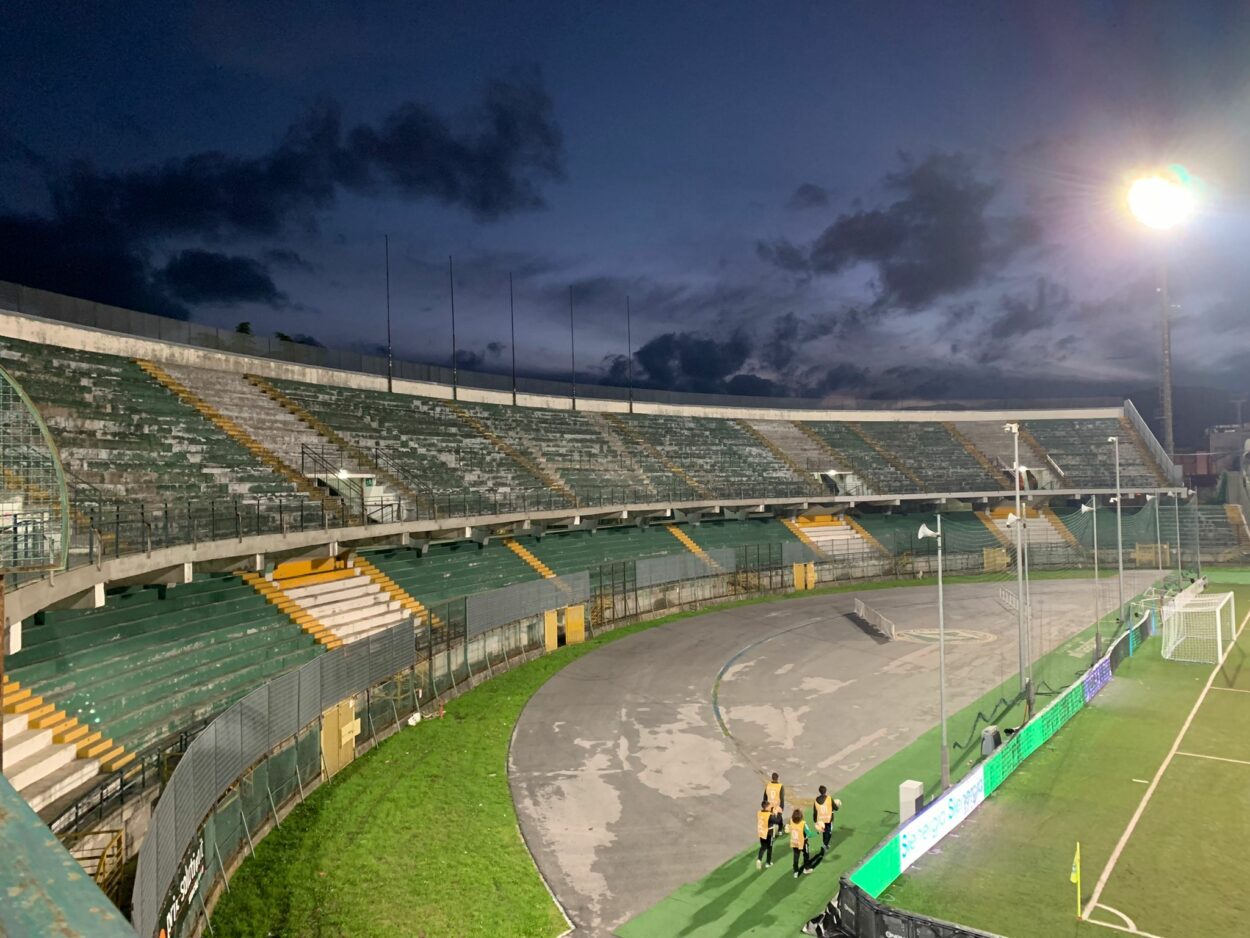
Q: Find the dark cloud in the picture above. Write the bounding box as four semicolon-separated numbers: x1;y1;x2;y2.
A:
160;249;285;306
0;69;563;317
787;182;830;210
987;277;1069;340
633;329;752;393
263;247;316;272
762;152;1040;309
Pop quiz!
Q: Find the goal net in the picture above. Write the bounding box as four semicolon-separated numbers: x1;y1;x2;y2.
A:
1162;588;1236;664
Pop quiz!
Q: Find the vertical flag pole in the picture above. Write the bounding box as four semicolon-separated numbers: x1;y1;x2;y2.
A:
1071;841;1081;917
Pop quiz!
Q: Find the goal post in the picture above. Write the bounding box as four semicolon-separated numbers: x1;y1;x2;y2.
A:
1161;589;1235;665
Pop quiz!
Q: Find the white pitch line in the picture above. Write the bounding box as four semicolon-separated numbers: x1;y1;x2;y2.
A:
1085;907;1168;938
1082;606;1249;920
1096;903;1139;931
1210;685;1250;695
1177;750;1250;767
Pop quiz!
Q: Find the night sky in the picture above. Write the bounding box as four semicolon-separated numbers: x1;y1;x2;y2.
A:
5;2;1250;423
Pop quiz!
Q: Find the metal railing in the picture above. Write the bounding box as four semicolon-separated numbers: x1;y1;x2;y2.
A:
1124;398;1184;485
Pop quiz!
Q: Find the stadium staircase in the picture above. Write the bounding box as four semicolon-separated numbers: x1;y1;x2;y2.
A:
666;523;721;569
2;676;103;813
942;422;1012;489
781;518;825;557
802;422;921;495
975;510;1015;549
240;572;343;650
267;559;409;645
856;421;999;492
447;403;574;502
584;414;663;494
135;360;338;512
793;515;883;558
503;538;557;578
736;420;813;481
244;375;419;504
600;413;711;497
844;423;928;490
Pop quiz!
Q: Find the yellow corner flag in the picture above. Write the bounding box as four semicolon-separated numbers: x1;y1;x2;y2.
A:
1071;841;1082;916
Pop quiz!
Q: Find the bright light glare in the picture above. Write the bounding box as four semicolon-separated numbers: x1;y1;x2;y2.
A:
1127;175;1194;229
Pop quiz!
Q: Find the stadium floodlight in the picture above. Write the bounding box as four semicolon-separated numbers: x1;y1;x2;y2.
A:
1128;167;1197;458
1108;437;1126;624
917;516;950;789
1128;173;1195;230
1003;423;1030;706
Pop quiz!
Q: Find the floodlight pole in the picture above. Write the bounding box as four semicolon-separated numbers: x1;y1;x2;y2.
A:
509;273;518;407
919;516;949;789
1110;437;1125;624
1174;492;1183;584
1007;424;1029;700
384;235;393;393
1192;491;1203;579
1159;269;1175;457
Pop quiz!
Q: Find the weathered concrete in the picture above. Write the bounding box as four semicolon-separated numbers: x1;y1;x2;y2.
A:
509;572;1158;936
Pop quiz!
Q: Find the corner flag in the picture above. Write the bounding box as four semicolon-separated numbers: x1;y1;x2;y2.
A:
1071;841;1081;917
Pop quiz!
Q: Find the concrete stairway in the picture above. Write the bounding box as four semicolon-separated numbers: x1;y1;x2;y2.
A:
3;678;102;813
988;505;1070;549
794;515;884;558
665;524;721;569
274;566;409;644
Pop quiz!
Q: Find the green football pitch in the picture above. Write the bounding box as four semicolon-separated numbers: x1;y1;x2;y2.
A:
886;575;1250;938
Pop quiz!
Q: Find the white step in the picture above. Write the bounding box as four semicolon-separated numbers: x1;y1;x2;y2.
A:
2;710;29;737
283;577;371;602
22;758;101;814
4;726;53;764
299;592;387;618
6;740;76;791
320;600;400;629
331;609;409;642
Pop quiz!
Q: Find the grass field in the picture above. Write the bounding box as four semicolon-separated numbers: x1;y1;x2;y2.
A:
886;576;1250;938
210;573;1041;937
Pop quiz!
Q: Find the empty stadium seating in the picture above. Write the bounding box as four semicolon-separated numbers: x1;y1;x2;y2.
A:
523;525;688;575
6;575;323;760
857;421;1005;491
0;337;301;503
801;422;925;495
1023;418;1163;489
365;540;541;607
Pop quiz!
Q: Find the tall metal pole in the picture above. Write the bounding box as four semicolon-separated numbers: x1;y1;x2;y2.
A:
936;513;949;789
1008;424;1028;698
1153;495;1163;574
449;256;458;401
384;235;393;393
509;273;517;407
1091;497;1101;644
1110;437;1125;624
1159;267;1175;457
568;285;577;410
1192;492;1203;579
1174;492;1183;584
626;295;634;415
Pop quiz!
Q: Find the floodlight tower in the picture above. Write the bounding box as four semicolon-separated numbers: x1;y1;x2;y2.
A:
1128;171;1195;458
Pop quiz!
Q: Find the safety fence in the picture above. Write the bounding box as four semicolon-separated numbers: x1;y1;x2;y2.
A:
813;603;1158;938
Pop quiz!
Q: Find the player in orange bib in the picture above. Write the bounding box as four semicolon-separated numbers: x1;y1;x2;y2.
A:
811;784;841;855
754;798;775;870
788;808;811;877
763;772;785;840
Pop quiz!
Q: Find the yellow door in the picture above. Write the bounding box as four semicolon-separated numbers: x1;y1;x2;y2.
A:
565;605;586;644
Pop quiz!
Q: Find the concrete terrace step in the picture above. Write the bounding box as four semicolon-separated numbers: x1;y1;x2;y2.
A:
4;727;54;765
282;576;372;603
317;599;401;629
331;611;409;642
295;592;387;618
6;740;76;791
23;758;102;815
